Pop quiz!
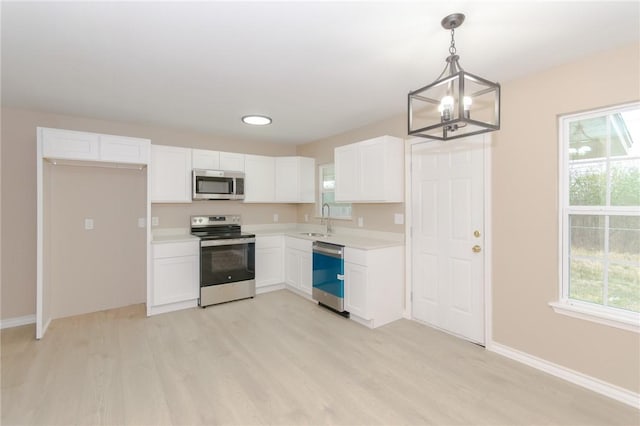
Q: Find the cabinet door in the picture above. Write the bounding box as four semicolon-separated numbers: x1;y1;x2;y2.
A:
275;157;299;202
335;144;359;201
100;135;150;164
359;139;387;201
298;157;316;203
345;262;369;319
152;255;199;306
285;248;299;288
150;145;192;203
256;247;283;287
299;251;313;295
219;152;245;172
41;128;100;161
244;154;275;202
192;149;220;170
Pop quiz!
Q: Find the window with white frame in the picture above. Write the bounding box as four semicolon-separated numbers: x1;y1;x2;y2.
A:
318;163;351;219
556;103;640;330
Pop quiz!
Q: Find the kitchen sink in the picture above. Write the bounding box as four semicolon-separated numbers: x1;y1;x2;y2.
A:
299;232;332;237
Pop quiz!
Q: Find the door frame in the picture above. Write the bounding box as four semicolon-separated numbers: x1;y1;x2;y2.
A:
404;135;493;346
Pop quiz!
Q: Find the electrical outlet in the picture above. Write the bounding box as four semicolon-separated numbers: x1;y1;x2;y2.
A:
304;214;309;222
394;213;404;225
151;217;159;227
84;218;94;230
138;217;146;228
357;217;364;227
273;213;279;223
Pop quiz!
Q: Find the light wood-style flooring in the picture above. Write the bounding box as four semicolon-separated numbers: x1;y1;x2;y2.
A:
2;290;638;425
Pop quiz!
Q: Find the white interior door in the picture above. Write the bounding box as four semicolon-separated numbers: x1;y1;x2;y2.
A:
411;136;485;344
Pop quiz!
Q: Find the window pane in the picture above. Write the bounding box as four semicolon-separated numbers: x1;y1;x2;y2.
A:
610;159;640;206
609;215;640;312
570;214;605;254
608;264;640;312
569;162;606;206
569;117;608;161
609;215;640;262
569;258;604;305
569;215;605;305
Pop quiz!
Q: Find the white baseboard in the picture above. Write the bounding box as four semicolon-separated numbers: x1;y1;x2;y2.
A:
1;314;36;329
256;283;285;295
488;341;640;409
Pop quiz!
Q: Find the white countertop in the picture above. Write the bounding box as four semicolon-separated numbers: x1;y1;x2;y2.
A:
246;224;404;250
152;224;404;250
151;228;199;244
284;232;403;250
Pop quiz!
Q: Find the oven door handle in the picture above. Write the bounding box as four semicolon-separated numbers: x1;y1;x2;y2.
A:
201;238;256;247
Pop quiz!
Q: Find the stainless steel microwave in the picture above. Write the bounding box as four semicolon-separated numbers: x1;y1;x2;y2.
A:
192;169;245;200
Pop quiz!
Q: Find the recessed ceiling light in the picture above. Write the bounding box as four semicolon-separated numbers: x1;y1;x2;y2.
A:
242;115;272;126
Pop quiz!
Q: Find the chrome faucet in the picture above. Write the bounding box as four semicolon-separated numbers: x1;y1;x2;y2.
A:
321;203;333;234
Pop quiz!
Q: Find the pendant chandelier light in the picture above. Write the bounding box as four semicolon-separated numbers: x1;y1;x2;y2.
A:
408;13;500;141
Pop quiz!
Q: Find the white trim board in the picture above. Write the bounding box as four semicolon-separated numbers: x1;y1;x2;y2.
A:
1;314;36;330
488;341;640;409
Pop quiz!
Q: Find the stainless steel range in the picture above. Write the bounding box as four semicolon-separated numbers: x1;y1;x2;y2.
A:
191;215;255;307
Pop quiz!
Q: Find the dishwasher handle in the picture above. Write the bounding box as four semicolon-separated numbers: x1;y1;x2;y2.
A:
312;241;344;258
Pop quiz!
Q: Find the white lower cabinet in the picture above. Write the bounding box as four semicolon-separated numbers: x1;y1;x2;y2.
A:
344;261;368;319
255;235;284;291
284;237;312;296
150;240;199;315
344;245;404;328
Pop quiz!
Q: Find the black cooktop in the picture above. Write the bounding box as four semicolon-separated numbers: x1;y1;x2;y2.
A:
191;229;255;240
190;215;254;240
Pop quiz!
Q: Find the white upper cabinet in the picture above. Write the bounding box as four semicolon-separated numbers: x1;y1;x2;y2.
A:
40;128;150;165
244;154;275;202
99;134;150;164
192;149;244;172
150;145;192;203
275;157;315;203
192;148;220;170
219;152;245;172
244;155;315;203
41;128;100;161
335;135;404;203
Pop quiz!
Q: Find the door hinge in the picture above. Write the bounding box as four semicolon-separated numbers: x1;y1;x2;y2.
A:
410;291;413;302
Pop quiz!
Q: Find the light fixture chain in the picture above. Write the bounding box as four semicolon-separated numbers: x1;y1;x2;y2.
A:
449;28;456;55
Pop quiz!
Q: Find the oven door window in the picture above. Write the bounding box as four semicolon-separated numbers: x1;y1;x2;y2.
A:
196;176;233;195
201;242;255;286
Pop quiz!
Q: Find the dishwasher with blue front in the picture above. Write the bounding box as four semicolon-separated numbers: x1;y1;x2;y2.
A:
312;241;349;316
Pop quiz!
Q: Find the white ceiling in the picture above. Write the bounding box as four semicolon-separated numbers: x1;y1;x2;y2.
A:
2;1;639;145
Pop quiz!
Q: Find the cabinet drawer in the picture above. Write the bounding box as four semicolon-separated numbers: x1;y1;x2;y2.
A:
345;247;368;266
285;236;312;252
153;241;199;259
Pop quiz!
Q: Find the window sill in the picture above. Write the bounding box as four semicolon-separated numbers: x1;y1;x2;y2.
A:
549;301;639;333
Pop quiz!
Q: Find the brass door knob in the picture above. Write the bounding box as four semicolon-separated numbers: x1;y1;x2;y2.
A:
472;245;482;253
